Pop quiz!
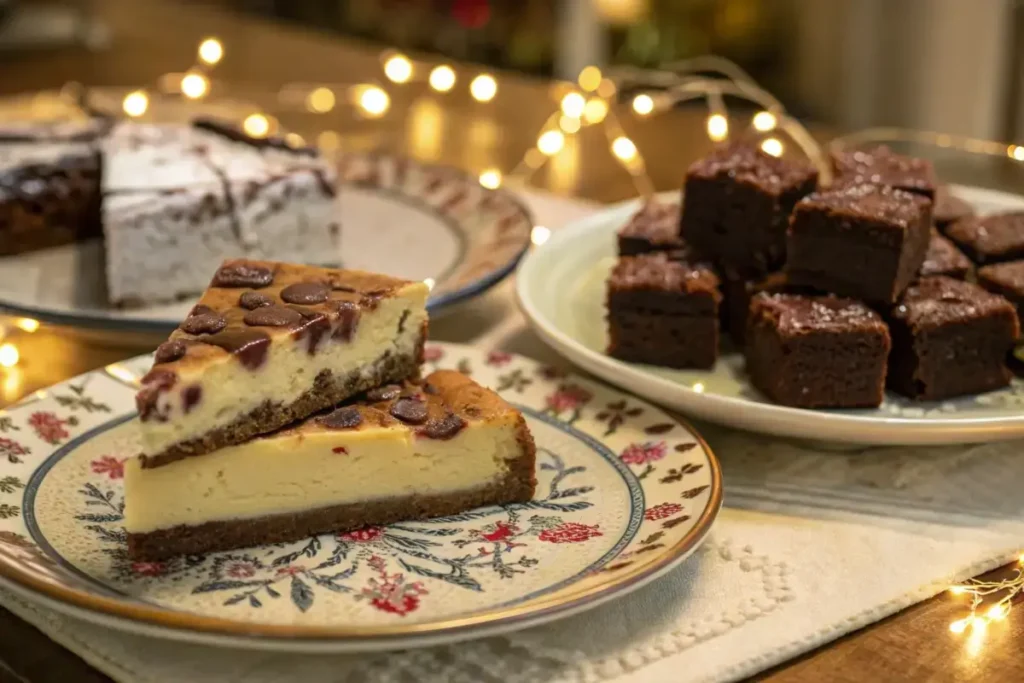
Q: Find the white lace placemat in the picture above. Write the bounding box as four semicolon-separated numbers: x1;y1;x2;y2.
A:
3;189;1024;683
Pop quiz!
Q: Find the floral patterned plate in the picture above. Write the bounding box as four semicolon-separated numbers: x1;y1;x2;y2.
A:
0;342;721;652
517;185;1024;446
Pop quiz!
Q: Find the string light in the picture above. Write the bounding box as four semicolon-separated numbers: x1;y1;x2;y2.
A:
197;38;224;66
578;66;602;92
707;114;728;141
753;110;777;132
583;97;608;124
0;344;18;368
358;86;390;117
761;138;783;157
180;72;209;99
14;318;39;333
597;78;617;99
306;87;335;113
1009;145;1024;162
537;130;565;156
561;92;586;118
429;65;456;92
242;114;270;138
317;130;340;151
479;169;502;189
530;225;551;246
122;91;148;117
947;562;1024;642
559;115;581;134
383;54;413;84
611;136;637;161
285;132;305;148
632;94;655;116
470;74;497;102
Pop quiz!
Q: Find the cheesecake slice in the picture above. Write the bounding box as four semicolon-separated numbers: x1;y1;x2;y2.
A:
136;259;429;466
126;370;537;560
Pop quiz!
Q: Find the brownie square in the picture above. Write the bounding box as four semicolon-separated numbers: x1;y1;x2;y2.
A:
617;201;684;256
831;145;936;199
919;230;972;280
680;143;817;273
887;277;1020;400
720;269;815;346
977;260;1024;316
786;184;932;304
607;252;721;369
933;185;974;233
945;212;1024;265
745;293;891;408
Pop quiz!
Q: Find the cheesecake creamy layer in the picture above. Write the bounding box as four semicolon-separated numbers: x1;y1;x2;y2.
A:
125;420;522;533
139;289;426;456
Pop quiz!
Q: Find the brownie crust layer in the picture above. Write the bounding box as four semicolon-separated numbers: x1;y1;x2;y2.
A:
129;422;537;561
140;331;425;469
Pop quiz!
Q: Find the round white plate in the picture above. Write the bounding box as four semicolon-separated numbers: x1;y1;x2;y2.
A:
517;186;1024;446
0;151;532;333
0;342;720;652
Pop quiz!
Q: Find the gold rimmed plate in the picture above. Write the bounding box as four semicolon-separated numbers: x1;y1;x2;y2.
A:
0;342;721;652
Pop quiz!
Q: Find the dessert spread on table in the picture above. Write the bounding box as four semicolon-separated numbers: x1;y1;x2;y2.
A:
126;258;537;561
0;116;339;307
607;143;1023;408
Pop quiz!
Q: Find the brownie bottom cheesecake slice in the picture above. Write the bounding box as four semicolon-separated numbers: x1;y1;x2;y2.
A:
125;371;537;561
136;260;429;466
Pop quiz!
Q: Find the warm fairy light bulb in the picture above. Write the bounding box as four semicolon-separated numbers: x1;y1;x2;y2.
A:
180;73;209;99
537;130;565;156
122;91;148;117
0;344;18;368
559;115;581;134
198;38;224;65
423;278;435;291
15;318;39;333
597;78;617;98
632;94;655;116
479;169;502;189
531;225;551;246
1019;552;1024;564
706;114;728;141
429;65;456;92
971;616;988;633
383;54;413;84
317;131;340;150
284;132;305;148
950;586;967;595
242;114;269;138
359;86;390;117
470;74;497;102
987;604;1008;621
578;66;602;92
306;87;335;113
561;92;586;118
583;97;608;124
1009;146;1024;162
611;136;637;161
761;138;784;157
950;618;969;634
753;111;777;132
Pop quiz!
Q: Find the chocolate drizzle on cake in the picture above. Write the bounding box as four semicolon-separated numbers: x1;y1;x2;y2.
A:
320;406;363;430
239;291;273;310
213;263;274;288
419;413;466;440
389;397;428;424
243;305;303;327
280;281;330;304
154;340;186;364
180;311;227;335
202;329;272;370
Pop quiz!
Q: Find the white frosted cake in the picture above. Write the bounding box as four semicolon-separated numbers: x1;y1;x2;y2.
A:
101;121;340;306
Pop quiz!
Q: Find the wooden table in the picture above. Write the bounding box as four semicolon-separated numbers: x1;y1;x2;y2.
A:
0;2;1021;681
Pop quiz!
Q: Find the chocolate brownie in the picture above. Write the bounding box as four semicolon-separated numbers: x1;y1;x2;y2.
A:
786;184;932;303
680;143;817;273
720;269;810;345
607;251;721;369
977;260;1024;316
920;230;972;280
831;145;936;199
617;201;684;255
932;185;974;233
745;293;891;408
887;277;1019;400
945;212;1024;265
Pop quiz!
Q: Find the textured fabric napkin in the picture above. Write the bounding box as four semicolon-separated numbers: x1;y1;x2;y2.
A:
3;189;1024;683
